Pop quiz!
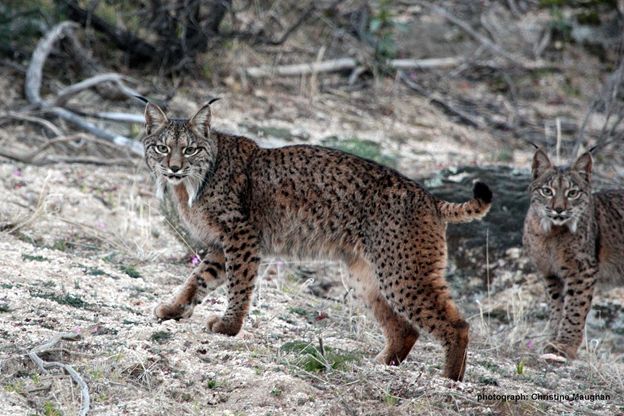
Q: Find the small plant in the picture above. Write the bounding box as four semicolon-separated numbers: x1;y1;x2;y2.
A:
0;303;10;313
30;291;89;309
4;381;25;394
383;392;399;406
52;239;73;252
270;386;283;397
42;401;62;416
280;340;360;373
206;379;220;389
150;330;172;344
516;360;525;375
478;375;499;386
121;265;141;279
21;254;49;262
83;266;109;277
369;0;398;60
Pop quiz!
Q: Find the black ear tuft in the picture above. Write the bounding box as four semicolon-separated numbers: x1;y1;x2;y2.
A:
134;95;149;104
473;181;493;204
572;152;592;179
208;97;221;105
144;102;168;135
532;148;552;179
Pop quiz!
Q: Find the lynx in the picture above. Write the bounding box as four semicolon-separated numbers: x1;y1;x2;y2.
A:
523;149;624;358
142;101;492;381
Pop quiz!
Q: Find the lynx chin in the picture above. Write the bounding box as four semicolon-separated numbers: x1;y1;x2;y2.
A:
523;148;624;359
142;100;493;381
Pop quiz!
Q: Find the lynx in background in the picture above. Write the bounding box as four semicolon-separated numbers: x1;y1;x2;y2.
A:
142;101;492;381
523;149;624;359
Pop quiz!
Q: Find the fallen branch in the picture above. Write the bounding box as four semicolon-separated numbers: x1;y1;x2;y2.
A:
25;21;79;106
54;73;142;106
28;332;90;416
398;71;485;129
76;111;145;124
25;21;144;156
245;56;462;78
45;107;144;155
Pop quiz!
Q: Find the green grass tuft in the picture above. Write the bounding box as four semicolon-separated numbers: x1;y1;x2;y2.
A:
150;330;172;344
281;340;360;372
21;254;50;262
121;265;141;278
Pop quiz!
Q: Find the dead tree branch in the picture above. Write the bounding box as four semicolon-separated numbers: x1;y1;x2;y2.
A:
24;21;143;156
54;73;142;106
246;57;462;78
25;21;79;106
28;332;90;416
398;71;485;129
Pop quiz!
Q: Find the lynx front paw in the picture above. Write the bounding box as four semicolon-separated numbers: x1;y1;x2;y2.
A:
206;314;242;336
374;349;401;366
153;302;193;321
544;342;578;359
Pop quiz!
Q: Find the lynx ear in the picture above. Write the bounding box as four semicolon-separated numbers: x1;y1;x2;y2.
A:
572;152;592;180
531;148;552;179
144;103;168;136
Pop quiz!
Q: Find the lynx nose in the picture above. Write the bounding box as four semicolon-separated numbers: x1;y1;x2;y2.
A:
170;165;181;173
554;207;564;214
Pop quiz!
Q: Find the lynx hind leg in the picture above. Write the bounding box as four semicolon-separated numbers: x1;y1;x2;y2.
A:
371;240;469;380
154;250;226;321
348;258;419;366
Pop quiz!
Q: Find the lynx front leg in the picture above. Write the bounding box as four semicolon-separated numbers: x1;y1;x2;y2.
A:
547;264;597;359
543;274;564;335
154;249;226;320
206;223;260;336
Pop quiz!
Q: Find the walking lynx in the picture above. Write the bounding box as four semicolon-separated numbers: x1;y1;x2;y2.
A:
142;101;492;381
523;149;624;359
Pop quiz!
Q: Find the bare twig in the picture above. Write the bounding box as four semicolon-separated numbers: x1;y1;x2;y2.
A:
398;71;485;129
572;52;624;156
28;332;90;416
0;112;64;137
44;107;144;155
54;73;141;106
78;111;145;124
0;134;135;166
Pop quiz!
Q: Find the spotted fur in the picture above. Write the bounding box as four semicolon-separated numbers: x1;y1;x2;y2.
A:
144;101;493;381
523;149;624;358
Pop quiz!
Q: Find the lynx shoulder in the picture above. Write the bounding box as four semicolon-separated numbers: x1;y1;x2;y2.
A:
142;101;493;381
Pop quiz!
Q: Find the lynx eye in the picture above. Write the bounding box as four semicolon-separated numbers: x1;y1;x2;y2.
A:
566;189;580;199
154;144;169;154
539;187;554;197
183;146;199;157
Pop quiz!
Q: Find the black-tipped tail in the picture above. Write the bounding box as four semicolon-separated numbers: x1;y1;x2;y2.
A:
436;181;493;224
473;181;492;204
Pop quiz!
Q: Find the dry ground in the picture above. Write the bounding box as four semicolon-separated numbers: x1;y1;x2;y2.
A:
0;81;623;415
